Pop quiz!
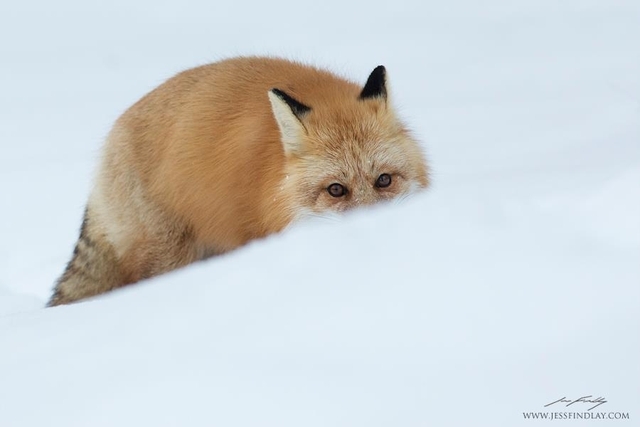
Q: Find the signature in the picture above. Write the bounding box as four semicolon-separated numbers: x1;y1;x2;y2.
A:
544;395;607;411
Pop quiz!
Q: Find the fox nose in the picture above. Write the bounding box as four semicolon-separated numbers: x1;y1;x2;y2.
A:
353;189;376;206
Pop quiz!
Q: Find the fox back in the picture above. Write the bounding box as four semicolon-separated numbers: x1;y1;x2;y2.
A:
48;56;429;306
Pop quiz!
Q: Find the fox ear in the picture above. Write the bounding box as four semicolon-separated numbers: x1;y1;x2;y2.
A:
359;65;387;101
268;88;311;155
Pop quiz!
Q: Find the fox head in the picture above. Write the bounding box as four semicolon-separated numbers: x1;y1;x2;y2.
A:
268;65;429;213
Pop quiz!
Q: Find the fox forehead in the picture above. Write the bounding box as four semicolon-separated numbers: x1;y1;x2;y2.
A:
298;135;412;184
305;104;402;148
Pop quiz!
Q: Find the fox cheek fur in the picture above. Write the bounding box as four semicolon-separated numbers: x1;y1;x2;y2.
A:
48;57;429;306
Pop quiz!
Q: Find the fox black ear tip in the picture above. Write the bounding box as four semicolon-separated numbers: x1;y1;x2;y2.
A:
269;88;311;117
360;65;388;100
370;65;386;79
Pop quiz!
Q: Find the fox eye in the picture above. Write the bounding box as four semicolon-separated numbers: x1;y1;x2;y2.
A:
375;173;392;188
327;183;346;197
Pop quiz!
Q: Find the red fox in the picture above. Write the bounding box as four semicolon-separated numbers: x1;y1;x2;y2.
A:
48;56;429;306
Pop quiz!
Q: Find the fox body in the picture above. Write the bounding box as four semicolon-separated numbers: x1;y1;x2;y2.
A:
48;57;429;306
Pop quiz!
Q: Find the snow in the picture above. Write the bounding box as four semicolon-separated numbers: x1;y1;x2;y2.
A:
1;0;639;425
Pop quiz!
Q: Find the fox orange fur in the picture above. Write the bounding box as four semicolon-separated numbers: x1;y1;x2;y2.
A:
48;56;429;306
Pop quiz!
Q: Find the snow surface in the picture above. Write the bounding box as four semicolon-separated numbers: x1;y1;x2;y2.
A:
1;0;639;425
